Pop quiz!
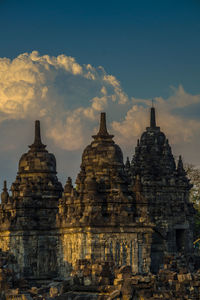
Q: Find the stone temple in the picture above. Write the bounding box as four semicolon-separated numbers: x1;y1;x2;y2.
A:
0;109;199;299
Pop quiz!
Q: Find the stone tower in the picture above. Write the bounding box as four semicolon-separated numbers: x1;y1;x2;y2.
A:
57;113;154;279
0;121;63;279
127;107;195;272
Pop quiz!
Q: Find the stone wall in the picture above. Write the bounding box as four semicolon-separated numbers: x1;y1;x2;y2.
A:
57;227;154;280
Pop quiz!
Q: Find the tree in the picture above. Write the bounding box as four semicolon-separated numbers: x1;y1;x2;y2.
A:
185;163;200;241
185;164;200;208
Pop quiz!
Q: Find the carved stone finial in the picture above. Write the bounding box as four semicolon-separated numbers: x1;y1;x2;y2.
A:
97;112;109;136
177;155;186;176
150;107;156;128
29;120;46;151
93;112;114;139
178;155;183;167
1;180;9;204
34;120;42;146
3;180;7;192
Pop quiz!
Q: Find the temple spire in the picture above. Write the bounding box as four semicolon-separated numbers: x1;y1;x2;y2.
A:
93;112;114;139
34;120;42;145
29;120;46;151
1;180;9;204
97;112;109;136
3;180;7;192
177;155;186;176
150;106;156;128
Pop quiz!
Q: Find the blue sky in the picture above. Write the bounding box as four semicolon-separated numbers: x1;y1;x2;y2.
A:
0;0;200;98
0;0;200;186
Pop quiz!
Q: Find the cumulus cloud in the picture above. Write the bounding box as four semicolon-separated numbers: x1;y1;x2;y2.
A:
0;51;200;185
112;88;200;147
0;51;128;151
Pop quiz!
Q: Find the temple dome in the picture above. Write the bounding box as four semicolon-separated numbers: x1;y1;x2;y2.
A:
81;113;123;172
18;120;57;176
77;113;125;188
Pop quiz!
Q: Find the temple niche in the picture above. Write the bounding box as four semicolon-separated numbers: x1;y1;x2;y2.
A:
0;109;197;298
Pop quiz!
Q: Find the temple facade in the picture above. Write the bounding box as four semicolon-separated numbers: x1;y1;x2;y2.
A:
0;109;195;285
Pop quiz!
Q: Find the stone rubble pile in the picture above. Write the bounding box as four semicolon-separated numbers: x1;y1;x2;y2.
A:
111;255;200;300
1;254;200;299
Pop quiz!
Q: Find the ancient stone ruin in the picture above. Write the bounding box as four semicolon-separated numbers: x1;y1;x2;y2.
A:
0;109;199;299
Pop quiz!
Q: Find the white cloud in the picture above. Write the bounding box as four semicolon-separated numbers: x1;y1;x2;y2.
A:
0;51;128;151
167;85;200;108
113;87;200;143
0;52;200;186
112;86;200;165
48;110;84;151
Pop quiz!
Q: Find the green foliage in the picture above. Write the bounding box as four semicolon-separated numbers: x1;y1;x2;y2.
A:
185;163;200;240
